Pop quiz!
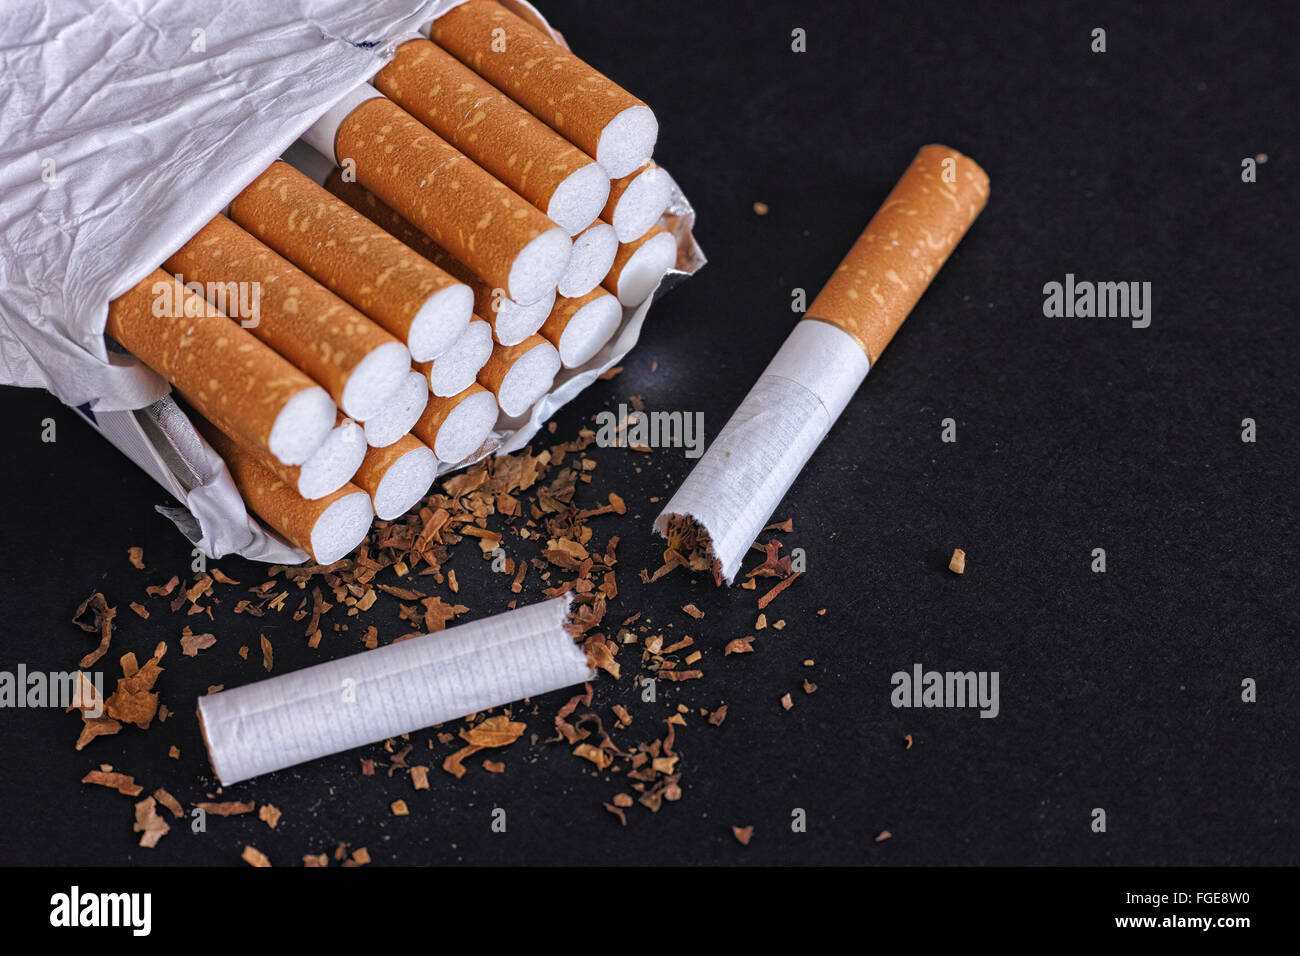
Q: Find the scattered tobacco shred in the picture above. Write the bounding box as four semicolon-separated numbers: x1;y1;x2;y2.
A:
153;789;184;818
71;593;115;668
875;830;892;842
195;801;254;816
241;845;271;867
133;797;169;848
127;547;145;570
732;825;754;845
258;804;281;829
82;770;142;796
949;548;966;574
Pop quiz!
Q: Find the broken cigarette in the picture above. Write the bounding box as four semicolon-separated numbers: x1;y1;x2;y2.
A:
419;317;494;397
477;334;561;418
431;0;658;177
410;383;498;465
198;420;374;565
361;369;429;448
197;594;594;786
604;225;677;307
654;145;989;583
602;161;672;243
350;433;438;520
541;289;623;369
323;171;554;347
106;270;336;466
309;86;570;306
164;214;411;422
374;38;609;236
557;220;618;299
230;161;472;363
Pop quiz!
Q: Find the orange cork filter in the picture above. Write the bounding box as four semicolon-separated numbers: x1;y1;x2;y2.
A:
350;433;438;520
164;215;411;422
431;0;658;178
198;421;374;566
411;383;499;465
230;161;472;363
106;270;336;466
324;169;556;346
476;333;561;418
803;144;990;363
374;39;610;236
332;96;571;306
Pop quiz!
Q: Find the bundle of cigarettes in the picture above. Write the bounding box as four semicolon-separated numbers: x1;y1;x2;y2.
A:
104;0;682;564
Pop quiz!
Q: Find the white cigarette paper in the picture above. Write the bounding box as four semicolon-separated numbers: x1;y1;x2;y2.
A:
198;595;594;786
653;321;869;583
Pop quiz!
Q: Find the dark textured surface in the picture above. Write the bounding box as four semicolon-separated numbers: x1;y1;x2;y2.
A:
0;0;1295;867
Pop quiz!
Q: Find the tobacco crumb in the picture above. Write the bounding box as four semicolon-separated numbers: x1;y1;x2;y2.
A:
391;800;409;816
875;830;892;842
681;603;704;619
752;202;769;215
482;759;505;773
195;801;254;816
127;547;145;570
411;766;430;790
241;845;271;867
724;637;754;655
260;634;273;671
128;602;149;620
904;734;913;750
180;631;216;656
303;854;328;867
604;802;628;825
81;769;142;796
732;825;754;845
780;693;794;711
598;366;623;380
153;789;184;818
802;680;817;694
707;704;728;726
133;797;169;848
948;548;966;574
258;804;282;829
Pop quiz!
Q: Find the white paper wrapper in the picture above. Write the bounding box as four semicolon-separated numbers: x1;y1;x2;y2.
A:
198;594;594;786
1;0;703;564
653;321;870;584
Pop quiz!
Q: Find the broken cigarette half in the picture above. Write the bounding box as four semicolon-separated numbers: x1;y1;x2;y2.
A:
164;214;411;422
198;420;374;565
557;220;618;299
604;225;677;307
654;145;989;583
477;334;562;419
410;384;499;465
431;0;658;178
324;171;555;347
350;433;438;520
374;38;609;236
419;317;494;397
106;270;336;466
541;289;624;369
362;369;429;448
197;594;594;786
230;161;472;363
309;86;570;306
602;161;672;243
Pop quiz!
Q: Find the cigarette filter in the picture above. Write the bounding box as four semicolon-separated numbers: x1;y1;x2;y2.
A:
604;225;677;307
197;595;594;785
324;171;554;346
419;317;494;397
477;334;561;418
374;39;609;236
350;433;438;520
230;161;472;363
557;220;618;299
654;145;989;583
431;0;658;177
106;270;336;466
411;383;499;464
199;421;374;565
244;412;365;501
541;289;623;369
329;92;571;306
602;161;672;243
164;215;411;422
362;369;429;448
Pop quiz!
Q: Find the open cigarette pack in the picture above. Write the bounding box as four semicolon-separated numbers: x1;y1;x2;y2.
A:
0;0;703;565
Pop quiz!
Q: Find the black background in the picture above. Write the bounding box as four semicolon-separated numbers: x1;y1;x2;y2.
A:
0;0;1295;868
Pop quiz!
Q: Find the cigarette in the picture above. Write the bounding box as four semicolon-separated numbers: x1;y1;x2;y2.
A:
323;171;554;347
281;414;367;500
411;383;498;465
603;225;677;307
477;334;561;418
350;433;438;520
164;214;412;422
419;317;494;397
654;145;989;583
361;369;429;448
556;220;618;299
229;161;472;363
199;420;374;565
430;0;658;177
313;87;571;306
196;595;593;786
602;161;672;243
106;270;336;466
541;289;623;369
374;39;609;236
